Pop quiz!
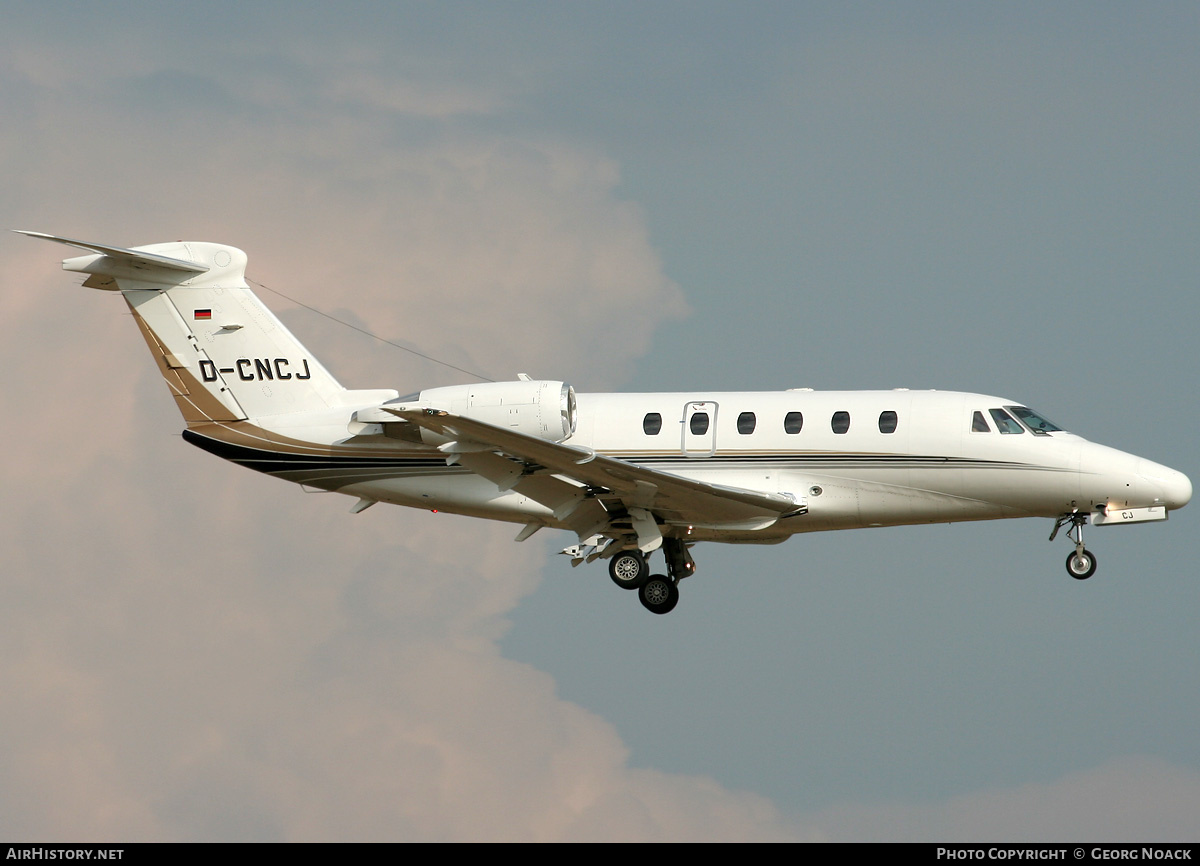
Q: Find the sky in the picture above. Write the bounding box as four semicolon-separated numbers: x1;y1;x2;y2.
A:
2;1;1198;842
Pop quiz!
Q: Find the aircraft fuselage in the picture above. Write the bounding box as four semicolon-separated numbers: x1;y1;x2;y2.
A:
26;231;1191;614
205;388;1189;544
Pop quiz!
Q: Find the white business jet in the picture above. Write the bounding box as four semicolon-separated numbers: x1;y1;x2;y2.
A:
22;232;1192;615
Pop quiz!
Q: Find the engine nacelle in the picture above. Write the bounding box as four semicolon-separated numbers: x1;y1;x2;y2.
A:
416;379;578;443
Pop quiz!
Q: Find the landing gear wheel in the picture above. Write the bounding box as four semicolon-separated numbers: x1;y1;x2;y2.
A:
1066;549;1097;580
609;551;648;590
638;574;679;615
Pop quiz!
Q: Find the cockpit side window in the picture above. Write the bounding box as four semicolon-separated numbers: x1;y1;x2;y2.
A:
989;408;1023;434
1007;406;1062;436
971;411;991;433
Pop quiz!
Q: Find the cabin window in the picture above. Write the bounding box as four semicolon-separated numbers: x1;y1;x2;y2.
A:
737;411;756;434
989;408;1024;434
643;412;662;435
784;412;804;434
878;411;898;434
690;412;710;435
1007;406;1062;436
831;411;850;434
972;411;992;433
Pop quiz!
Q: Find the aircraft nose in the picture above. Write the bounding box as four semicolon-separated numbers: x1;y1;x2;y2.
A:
1138;459;1192;511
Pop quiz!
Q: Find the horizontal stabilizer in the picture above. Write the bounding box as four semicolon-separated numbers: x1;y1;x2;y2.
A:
15;231;208;273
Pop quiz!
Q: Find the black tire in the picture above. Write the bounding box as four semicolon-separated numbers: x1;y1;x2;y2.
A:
609;551;648;590
638;574;679;614
1066;549;1097;580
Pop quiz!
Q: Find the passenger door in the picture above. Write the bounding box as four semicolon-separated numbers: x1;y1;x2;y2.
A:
682;401;717;458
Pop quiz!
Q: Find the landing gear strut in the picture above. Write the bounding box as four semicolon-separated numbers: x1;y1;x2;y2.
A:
1051;512;1098;580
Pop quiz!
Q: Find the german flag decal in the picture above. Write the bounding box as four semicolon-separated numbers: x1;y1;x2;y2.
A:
194;309;212;320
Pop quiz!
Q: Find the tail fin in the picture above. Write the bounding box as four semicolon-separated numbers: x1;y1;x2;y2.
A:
20;232;394;424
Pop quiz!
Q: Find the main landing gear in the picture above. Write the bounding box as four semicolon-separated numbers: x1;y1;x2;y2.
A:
639;574;679;615
608;550;648;590
1050;512;1098;580
606;538;695;615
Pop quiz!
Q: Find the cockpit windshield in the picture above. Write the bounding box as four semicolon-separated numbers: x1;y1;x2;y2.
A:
989;408;1023;434
1007;406;1063;435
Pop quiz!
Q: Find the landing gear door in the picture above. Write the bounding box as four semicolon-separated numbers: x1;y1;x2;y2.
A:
682;401;717;458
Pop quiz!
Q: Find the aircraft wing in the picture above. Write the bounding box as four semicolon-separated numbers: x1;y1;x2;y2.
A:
388;408;805;545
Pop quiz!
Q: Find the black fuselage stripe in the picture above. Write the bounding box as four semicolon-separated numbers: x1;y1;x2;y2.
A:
184;431;1062;484
183;430;446;473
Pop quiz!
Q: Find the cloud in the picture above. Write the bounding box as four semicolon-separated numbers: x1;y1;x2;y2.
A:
0;36;797;842
7;10;1192;843
807;756;1200;842
0;427;805;839
2;29;687;391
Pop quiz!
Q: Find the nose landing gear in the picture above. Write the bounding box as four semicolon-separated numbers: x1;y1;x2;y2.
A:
1051;512;1098;580
1066;548;1098;580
